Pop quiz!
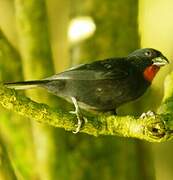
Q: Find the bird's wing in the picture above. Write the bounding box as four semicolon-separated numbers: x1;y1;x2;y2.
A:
47;58;130;81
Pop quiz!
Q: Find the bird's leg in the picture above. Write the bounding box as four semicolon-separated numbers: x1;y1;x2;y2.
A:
70;97;86;134
140;110;156;119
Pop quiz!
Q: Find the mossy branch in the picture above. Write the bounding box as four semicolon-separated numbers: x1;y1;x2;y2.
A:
1;76;173;142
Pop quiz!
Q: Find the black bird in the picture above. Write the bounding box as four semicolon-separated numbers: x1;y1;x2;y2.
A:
4;48;169;132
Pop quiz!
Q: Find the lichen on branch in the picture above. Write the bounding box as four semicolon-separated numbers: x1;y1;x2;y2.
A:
0;84;173;142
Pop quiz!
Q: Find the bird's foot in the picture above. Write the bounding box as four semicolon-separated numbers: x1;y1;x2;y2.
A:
70;97;87;134
140;110;156;119
69;109;84;134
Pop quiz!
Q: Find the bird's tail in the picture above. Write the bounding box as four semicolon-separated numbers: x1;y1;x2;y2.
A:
4;80;50;90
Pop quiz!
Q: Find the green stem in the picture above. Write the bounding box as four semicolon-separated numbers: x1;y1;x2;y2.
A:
159;71;173;114
0;29;23;81
15;0;54;79
0;133;17;180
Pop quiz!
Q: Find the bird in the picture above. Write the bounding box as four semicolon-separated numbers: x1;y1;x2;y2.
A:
4;48;169;133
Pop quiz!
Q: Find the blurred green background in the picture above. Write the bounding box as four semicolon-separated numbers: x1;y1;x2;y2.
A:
0;0;172;180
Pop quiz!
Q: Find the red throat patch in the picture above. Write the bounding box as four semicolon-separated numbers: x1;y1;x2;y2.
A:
143;65;160;82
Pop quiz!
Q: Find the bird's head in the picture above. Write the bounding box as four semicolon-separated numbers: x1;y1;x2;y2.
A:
127;48;169;82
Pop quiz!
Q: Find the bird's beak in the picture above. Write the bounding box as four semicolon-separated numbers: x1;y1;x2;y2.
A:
152;55;169;67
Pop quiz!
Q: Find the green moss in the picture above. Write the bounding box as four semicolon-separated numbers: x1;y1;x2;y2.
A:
1;85;173;142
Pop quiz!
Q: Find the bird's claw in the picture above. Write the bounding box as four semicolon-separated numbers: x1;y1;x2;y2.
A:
69;110;77;114
69;110;83;133
140;110;156;119
73;117;83;134
70;97;87;133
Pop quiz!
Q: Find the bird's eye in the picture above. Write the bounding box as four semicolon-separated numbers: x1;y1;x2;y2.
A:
144;50;152;57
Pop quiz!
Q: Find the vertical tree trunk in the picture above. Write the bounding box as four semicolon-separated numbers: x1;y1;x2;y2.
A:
0;28;36;179
14;1;60;179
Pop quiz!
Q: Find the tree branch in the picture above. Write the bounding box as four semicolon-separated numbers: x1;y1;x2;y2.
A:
1;84;173;142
